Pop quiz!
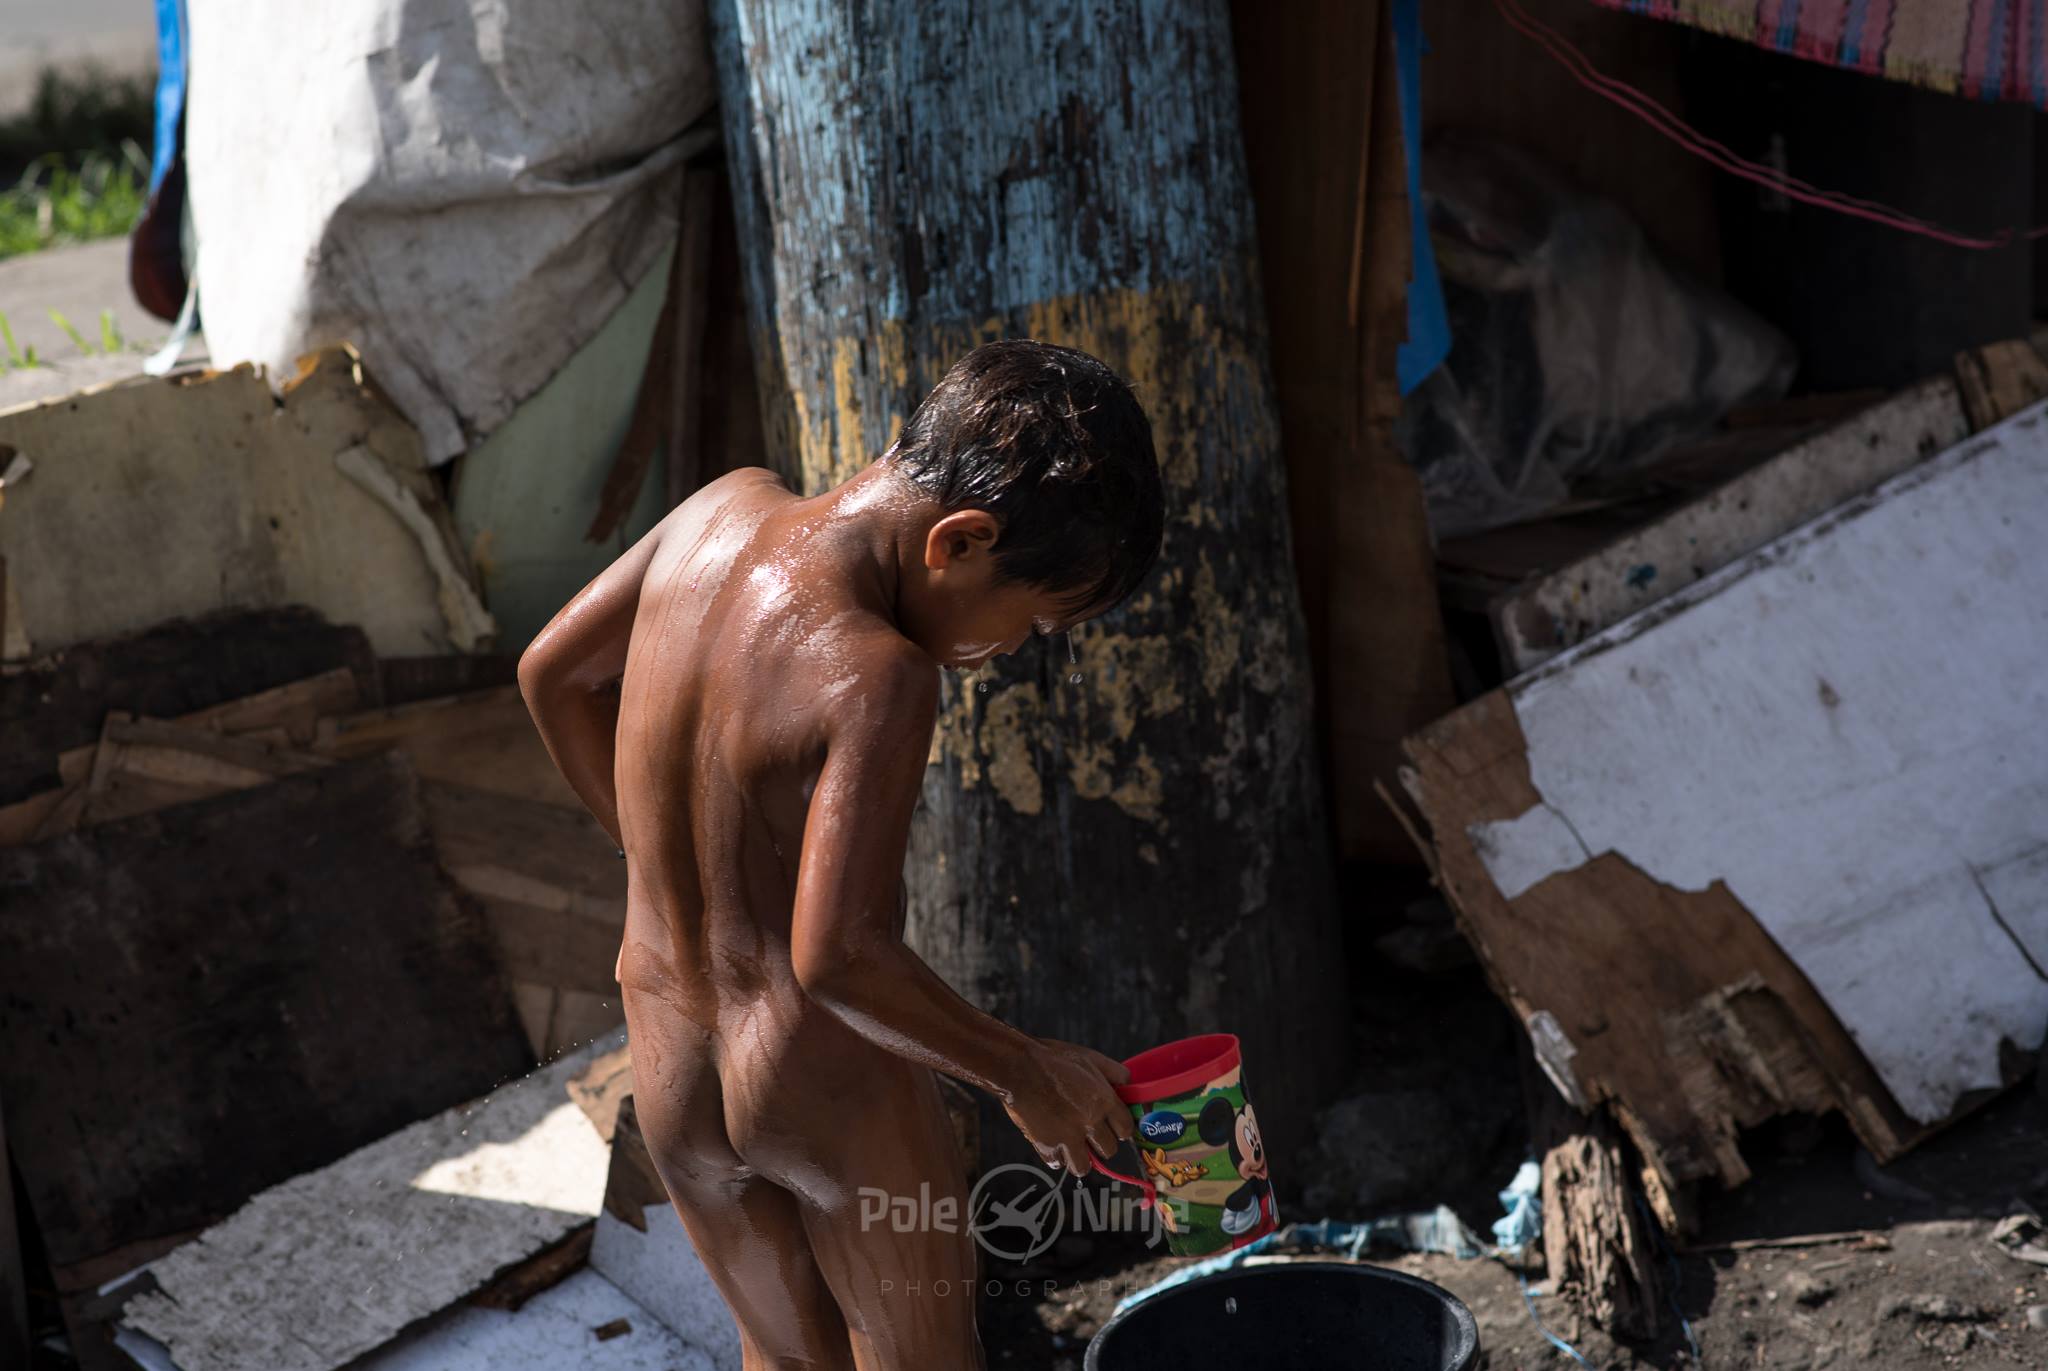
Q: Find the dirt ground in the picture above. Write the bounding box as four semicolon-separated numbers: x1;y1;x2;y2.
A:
982;1075;2048;1369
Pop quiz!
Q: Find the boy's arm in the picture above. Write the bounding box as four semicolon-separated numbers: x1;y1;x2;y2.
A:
790;649;1135;1175
516;520;667;848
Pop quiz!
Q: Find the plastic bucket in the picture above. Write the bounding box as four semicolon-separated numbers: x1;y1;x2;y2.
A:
1084;1261;1480;1371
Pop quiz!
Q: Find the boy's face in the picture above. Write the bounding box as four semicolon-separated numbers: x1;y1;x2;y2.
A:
913;510;1093;668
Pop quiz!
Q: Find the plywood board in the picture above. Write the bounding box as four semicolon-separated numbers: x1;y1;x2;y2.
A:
1412;401;2048;1190
1495;379;1969;673
0;348;493;658
423;781;627;997
118;1034;622;1371
1406;697;1921;1194
0;755;533;1272
315;687;580;812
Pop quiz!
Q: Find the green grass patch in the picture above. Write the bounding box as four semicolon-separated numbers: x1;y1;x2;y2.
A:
0;66;157;260
0;144;150;260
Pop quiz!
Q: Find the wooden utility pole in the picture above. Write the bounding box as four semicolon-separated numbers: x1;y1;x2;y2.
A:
708;0;1347;1159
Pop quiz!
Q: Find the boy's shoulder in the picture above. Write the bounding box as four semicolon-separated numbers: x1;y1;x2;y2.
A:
686;465;790;515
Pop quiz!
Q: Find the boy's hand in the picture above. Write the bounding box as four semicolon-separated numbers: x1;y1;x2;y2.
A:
1002;1038;1136;1176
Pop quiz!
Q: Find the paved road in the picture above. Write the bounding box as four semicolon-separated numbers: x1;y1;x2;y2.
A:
0;237;205;411
0;0;158;119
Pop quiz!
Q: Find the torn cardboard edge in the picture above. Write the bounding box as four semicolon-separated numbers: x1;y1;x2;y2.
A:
0;345;495;662
1402;387;2048;1206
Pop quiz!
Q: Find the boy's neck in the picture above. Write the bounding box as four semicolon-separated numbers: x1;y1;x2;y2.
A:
809;460;937;631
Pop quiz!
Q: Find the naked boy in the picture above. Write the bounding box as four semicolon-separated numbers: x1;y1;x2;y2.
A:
519;340;1166;1368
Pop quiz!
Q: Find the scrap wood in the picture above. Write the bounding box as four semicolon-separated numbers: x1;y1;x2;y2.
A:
74;715;333;830
1490;377;1968;673
0;667;362;846
1680;1229;1893;1255
0;609;372;810
334;445;495;650
466;1223;597;1312
315;686;581;812
1991;1208;2048;1268
1542;1129;1662;1340
1955;340;2048;432
423;780;627;1058
118;1035;620;1371
0;754;533;1278
1409;397;2048;1218
1403;693;1920;1207
0;347;493;656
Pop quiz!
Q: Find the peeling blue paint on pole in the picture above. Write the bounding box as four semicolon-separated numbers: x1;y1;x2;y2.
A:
707;0;1344;1161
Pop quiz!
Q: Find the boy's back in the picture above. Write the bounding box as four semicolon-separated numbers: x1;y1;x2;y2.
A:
519;340;1165;1369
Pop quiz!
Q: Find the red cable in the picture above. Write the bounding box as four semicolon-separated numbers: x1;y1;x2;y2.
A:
1489;0;2048;250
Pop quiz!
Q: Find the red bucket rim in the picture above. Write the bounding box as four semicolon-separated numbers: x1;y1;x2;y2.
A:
1116;1033;1241;1103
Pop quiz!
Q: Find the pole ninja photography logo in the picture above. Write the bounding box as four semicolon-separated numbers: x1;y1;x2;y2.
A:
857;1162;1175;1261
968;1163;1069;1262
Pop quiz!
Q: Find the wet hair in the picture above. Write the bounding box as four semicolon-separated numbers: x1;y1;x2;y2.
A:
885;339;1164;616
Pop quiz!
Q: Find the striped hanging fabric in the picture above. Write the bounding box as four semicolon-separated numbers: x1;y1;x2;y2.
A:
1597;0;2047;106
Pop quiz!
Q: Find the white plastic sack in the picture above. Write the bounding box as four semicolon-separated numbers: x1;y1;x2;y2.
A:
185;1;716;463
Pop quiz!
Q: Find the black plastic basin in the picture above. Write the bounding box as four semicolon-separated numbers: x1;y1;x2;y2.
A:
1085;1261;1480;1371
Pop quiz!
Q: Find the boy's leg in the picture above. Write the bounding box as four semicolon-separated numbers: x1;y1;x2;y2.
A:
794;1066;983;1371
625;992;854;1370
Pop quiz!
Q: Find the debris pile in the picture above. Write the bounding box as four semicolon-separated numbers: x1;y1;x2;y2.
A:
0;352;719;1368
1391;339;2048;1339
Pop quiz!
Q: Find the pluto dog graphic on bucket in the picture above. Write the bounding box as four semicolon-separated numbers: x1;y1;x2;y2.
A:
1094;1034;1279;1257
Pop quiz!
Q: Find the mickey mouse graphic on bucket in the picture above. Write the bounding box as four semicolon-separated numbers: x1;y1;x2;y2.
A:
1094;1034;1279;1258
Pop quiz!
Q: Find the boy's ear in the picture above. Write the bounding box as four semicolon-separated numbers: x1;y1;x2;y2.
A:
924;509;1001;571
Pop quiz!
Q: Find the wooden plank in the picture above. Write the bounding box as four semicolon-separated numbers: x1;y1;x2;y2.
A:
422;782;626;1018
1955;340;2048;430
0;755;533;1272
317;687;581;811
0;609;371;807
0;668;359;846
466;1223;595;1312
600;1098;670;1235
1403;692;1921;1199
1494;378;1969;673
379;654;521;708
119;1036;618;1371
76;716;332;829
1410;399;2048;1194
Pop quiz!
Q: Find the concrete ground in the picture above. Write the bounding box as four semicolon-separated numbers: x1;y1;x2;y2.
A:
0;237;205;410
